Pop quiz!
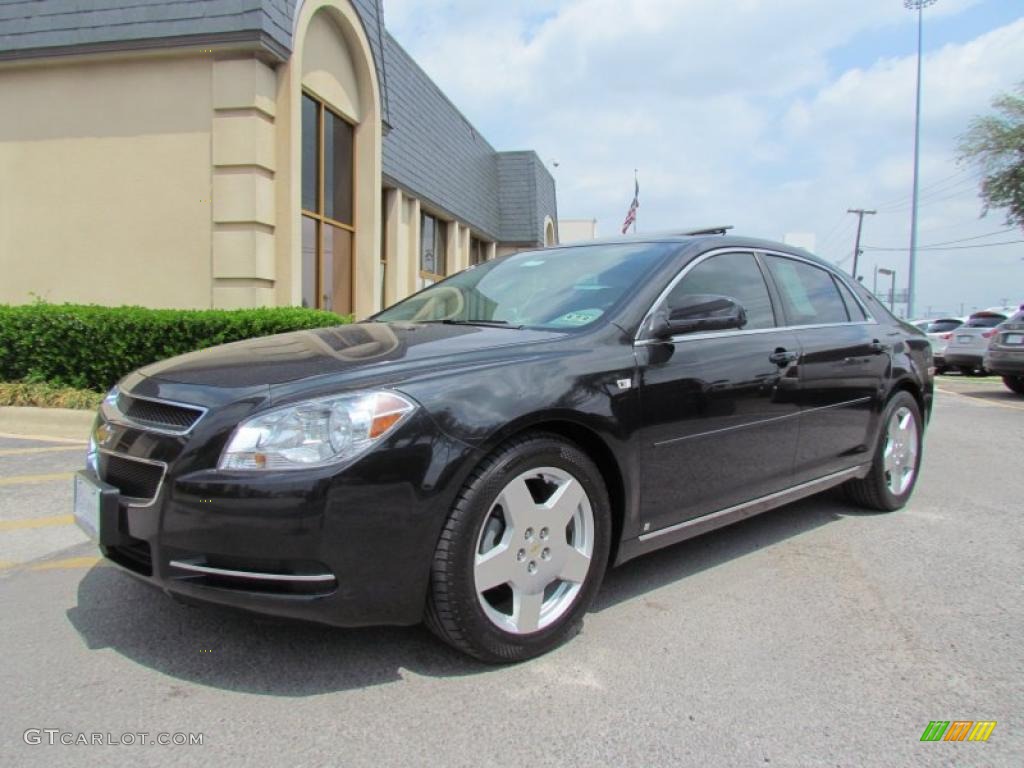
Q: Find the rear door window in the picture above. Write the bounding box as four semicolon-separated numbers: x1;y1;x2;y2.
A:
764;256;850;326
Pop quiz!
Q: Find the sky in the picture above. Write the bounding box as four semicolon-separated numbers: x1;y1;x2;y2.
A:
382;0;1024;318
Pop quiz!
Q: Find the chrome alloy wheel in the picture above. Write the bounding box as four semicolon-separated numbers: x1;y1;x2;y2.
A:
473;467;594;634
883;405;919;496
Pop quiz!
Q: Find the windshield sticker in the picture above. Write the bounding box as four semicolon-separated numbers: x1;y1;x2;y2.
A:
550;309;603;327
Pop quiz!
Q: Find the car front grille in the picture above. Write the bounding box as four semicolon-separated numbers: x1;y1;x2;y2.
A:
101;454;165;502
117;392;204;432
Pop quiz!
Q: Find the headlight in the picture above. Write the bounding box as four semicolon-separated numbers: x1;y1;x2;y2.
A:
218;391;417;471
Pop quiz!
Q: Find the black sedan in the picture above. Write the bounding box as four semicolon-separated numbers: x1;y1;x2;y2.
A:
74;233;933;662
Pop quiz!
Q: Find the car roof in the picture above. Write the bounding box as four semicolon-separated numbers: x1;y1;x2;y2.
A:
970;310;1007;318
549;232;839;271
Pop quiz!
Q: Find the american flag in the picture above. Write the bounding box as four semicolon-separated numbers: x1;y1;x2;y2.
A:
621;176;639;234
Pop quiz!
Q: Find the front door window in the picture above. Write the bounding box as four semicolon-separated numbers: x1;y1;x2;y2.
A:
301;93;355;314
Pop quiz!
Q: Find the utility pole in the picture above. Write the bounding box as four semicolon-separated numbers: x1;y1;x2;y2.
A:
904;0;937;320
848;208;876;281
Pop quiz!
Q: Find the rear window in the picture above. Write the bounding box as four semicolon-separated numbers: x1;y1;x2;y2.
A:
965;314;1005;328
926;319;962;333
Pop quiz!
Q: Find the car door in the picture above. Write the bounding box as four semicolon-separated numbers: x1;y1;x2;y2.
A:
761;253;890;482
635;250;802;536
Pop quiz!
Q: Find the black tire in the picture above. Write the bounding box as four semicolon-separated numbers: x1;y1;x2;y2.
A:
844;391;923;512
425;433;611;663
1003;376;1024;396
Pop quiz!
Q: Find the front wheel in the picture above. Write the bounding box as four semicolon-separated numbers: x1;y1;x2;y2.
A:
845;391;923;512
1003;376;1024;396
425;433;611;662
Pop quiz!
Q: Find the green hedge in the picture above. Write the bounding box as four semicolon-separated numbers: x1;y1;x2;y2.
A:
0;303;351;391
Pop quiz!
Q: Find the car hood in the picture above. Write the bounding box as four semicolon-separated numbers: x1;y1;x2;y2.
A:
137;321;567;389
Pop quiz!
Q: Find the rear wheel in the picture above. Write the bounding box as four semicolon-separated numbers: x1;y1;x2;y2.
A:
425;433;611;663
1003;376;1024;396
845;391;923;512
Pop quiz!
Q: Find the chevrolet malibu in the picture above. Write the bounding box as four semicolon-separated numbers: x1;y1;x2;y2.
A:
74;233;933;662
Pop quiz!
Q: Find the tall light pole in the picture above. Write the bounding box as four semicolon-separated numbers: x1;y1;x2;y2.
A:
904;0;937;320
877;267;897;312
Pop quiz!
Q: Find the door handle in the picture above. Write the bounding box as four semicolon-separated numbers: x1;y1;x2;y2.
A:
869;340;891;354
769;348;799;367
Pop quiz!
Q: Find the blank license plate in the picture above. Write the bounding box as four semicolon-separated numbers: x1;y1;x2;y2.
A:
1005;333;1023;345
957;335;973;343
73;473;101;541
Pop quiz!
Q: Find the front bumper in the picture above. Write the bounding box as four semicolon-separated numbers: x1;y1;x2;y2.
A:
83;382;476;628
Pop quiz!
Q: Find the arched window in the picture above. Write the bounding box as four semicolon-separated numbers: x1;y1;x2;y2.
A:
301;92;355;314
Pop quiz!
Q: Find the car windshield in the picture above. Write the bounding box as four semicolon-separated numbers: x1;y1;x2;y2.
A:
926;319;962;333
965;314;1005;328
374;243;673;330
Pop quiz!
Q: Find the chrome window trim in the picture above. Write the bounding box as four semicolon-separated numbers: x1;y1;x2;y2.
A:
634;246;878;345
169;560;337;583
761;249;876;324
97;448;167;509
104;391;208;437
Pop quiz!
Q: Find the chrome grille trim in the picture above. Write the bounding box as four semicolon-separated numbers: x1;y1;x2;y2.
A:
105;391;208;436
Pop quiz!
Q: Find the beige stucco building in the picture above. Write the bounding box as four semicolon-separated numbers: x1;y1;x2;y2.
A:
0;0;558;317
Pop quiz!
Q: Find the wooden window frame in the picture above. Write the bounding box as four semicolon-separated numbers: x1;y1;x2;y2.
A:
301;90;356;313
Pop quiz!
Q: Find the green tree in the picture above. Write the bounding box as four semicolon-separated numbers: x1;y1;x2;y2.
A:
958;82;1024;230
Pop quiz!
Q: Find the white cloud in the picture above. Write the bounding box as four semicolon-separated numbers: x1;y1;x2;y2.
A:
384;1;1023;314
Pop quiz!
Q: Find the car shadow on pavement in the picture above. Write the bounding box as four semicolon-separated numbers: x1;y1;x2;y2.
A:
66;567;490;695
66;491;867;695
593;490;865;613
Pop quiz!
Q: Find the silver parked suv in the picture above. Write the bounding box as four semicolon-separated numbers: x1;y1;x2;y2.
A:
984;306;1024;395
943;310;1008;375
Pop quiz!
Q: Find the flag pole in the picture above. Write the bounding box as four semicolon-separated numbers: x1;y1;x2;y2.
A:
633;169;638;233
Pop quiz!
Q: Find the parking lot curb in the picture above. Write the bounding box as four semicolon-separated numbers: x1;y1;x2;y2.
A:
0;407;94;442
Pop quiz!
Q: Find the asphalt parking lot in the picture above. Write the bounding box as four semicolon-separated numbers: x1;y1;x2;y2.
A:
1;378;1021;767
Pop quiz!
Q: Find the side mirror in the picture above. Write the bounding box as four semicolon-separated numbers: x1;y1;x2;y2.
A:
651;294;747;338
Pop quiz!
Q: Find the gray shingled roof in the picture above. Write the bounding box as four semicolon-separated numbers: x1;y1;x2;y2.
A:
0;0;557;244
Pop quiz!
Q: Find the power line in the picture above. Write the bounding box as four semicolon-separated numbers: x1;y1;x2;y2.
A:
862;239;1024;252
871;165;977;211
875;175;983;213
909;228;1015;247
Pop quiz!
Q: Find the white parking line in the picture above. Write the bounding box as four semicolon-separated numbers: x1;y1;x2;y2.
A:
935;387;1024;412
0;431;88;445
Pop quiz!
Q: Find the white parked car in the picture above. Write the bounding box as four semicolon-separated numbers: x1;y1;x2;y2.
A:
923;317;965;374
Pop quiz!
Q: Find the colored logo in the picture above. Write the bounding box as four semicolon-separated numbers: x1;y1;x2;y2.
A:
920;721;996;742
